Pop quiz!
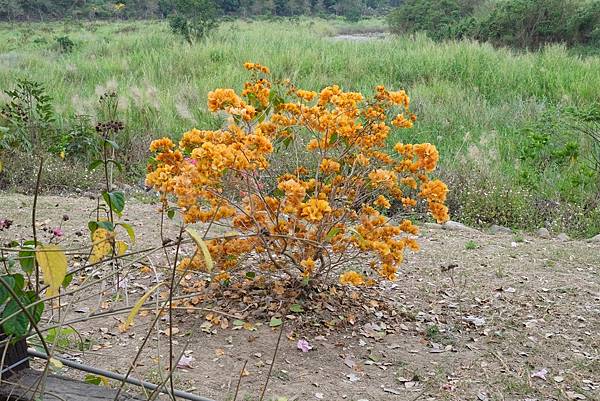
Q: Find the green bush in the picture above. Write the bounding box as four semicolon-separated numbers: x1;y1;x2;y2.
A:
387;0;472;40
56;36;75;53
516;107;598;204
473;0;574;49
0;79;56;152
570;0;600;46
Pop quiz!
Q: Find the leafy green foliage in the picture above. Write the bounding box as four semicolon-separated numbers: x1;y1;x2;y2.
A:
56;35;74;53
0;0;393;21
517;107;598;204
0;79;55;152
387;0;600;49
102;190;126;217
473;0;574;49
45;327;77;348
52;115;101;161
387;0;472;40
0;274;44;339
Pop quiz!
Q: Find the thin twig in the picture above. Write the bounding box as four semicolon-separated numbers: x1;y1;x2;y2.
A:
259;321;284;401
232;360;248;401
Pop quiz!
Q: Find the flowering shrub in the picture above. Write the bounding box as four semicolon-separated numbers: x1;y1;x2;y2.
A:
146;63;449;287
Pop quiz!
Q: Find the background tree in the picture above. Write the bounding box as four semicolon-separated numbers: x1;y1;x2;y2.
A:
0;0;25;20
387;0;469;40
168;0;219;45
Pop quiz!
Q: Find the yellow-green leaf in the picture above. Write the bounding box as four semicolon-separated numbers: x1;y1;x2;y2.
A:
115;240;128;256
49;357;64;369
36;244;67;298
185;228;214;273
119;282;163;333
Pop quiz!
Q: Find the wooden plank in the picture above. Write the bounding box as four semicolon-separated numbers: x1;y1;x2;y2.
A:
0;369;144;401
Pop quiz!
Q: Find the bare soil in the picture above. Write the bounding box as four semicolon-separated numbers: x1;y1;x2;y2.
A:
1;193;599;401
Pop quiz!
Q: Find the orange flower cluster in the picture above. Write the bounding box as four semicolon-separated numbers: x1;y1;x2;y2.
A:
146;63;449;287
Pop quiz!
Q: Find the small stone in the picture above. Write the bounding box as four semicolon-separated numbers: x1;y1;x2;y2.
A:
557;233;570;241
443;220;479;233
489;224;512;235
536;228;551;239
423;222;443;229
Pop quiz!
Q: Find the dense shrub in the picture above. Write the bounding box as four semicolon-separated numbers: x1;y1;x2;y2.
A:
147;63;449;287
386;0;474;40
570;0;600;46
473;0;574;49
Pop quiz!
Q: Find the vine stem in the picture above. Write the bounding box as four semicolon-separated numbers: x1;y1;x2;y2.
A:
32;156;43;293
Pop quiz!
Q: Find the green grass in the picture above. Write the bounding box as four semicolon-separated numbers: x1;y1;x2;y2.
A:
0;18;599;236
465;240;478;250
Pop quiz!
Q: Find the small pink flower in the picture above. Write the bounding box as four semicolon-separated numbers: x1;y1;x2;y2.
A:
185;157;197;165
51;227;64;237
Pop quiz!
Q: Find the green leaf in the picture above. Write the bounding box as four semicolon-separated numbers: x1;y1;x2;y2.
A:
269;92;285;108
24;291;44;323
11;274;25;292
88;220;115;234
62;273;73;288
117;223;135;243
18;246;35;274
88;160;103;171
88;221;98;233
233;319;245;326
2;298;29;338
290;304;304;313
84;374;102;385
329;132;338;145
325;227;340;242
245;272;256;280
269;317;283;327
0;275;15;304
102;191;125;217
167;208;176;220
45;327;76;348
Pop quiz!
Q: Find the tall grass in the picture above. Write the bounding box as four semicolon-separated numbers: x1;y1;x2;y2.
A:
1;18;599;235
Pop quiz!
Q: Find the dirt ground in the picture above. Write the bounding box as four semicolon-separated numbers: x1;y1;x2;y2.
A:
1;193;599;401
